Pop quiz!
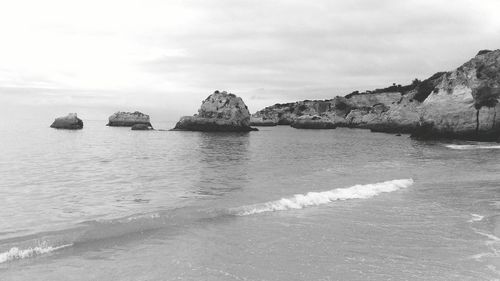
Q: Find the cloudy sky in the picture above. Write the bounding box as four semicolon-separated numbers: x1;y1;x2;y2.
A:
0;0;499;121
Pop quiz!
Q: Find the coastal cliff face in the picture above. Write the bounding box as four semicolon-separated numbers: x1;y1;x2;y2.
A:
252;50;500;140
414;50;500;140
173;91;257;131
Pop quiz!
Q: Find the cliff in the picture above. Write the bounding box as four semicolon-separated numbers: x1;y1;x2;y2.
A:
413;50;500;140
252;50;500;141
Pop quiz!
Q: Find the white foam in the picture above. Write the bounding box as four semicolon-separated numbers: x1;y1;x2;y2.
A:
235;179;414;216
470;226;500;263
469;214;485;223
445;144;500;150
473;229;500;243
0;242;72;264
125;212;160;222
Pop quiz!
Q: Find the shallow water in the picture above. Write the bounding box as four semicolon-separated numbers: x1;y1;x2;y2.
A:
0;120;499;280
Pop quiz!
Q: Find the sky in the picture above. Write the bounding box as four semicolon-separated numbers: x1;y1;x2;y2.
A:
0;0;500;122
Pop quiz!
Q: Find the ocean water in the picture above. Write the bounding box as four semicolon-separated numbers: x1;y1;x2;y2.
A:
0;119;499;280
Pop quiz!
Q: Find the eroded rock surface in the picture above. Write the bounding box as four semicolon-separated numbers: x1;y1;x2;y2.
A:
173;91;257;132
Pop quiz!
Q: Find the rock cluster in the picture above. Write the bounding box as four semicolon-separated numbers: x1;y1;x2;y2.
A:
50;113;83;130
173;91;257;132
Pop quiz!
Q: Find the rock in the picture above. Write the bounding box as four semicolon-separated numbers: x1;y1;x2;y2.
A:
50;113;83;129
107;111;152;127
172;90;258;132
131;124;154;130
251;49;500;141
250;117;278;126
291;115;337;129
412;50;500;141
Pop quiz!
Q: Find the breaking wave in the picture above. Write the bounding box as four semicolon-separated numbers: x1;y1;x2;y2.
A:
0;211;181;265
469;214;485;223
233;179;414;216
0;243;72;264
0;179;414;264
445;144;500;150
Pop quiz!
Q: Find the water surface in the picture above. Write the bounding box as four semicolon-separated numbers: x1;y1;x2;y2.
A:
0;120;499;280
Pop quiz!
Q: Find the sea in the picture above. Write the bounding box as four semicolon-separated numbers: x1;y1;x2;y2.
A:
0;119;499;280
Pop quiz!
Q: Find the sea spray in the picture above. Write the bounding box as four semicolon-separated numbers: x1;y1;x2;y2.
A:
0;242;72;264
234;179;414;216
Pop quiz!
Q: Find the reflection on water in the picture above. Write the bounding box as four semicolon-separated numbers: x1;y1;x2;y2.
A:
194;132;251;196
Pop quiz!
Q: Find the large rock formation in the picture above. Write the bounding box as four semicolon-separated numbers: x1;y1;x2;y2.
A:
252;49;500;140
107;111;152;127
173;91;258;132
412;50;500;141
50;113;83;130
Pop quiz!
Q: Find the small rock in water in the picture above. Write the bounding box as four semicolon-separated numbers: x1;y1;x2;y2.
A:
50;113;83;130
107;111;153;127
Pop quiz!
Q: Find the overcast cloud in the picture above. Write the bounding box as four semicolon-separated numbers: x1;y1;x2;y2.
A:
1;0;499;121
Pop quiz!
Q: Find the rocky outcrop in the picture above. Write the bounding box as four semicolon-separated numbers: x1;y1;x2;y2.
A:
107;111;152;127
50;113;83;129
252;99;336;125
291;115;337;129
252;92;421;131
131;124;154;130
250;116;278;126
173;91;258;132
252;49;500;140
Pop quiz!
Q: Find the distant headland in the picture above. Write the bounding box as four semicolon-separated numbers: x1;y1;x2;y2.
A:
251;49;500;141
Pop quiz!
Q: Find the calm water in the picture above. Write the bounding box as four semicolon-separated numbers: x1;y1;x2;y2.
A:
0;120;499;280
